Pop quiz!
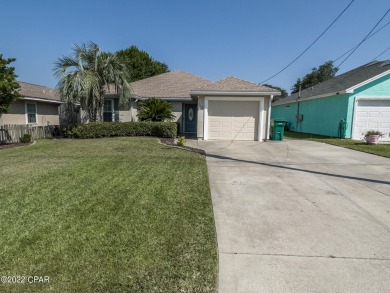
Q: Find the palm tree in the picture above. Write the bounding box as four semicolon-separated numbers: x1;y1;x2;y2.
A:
54;42;131;122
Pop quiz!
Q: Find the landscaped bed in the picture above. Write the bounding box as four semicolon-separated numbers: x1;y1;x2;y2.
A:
0;137;217;292
284;131;390;158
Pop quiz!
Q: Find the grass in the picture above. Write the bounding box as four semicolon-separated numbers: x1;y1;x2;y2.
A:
284;131;390;158
0;138;217;292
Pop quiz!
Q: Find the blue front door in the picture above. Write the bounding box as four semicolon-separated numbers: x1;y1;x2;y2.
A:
184;104;197;133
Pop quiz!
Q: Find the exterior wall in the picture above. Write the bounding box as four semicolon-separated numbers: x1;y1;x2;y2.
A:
272;94;351;137
197;97;205;138
271;102;298;130
36;102;60;126
353;74;390;97
118;101;134;122
0;100;59;126
171;102;182;123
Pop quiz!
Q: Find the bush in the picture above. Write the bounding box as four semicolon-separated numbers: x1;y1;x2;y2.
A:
61;122;177;139
19;134;32;143
137;98;175;122
364;130;383;137
177;136;186;146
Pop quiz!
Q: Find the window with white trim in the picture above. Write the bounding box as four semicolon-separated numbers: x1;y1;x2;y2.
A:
26;103;37;124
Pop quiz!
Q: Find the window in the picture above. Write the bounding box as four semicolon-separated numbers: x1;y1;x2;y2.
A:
26;103;37;124
103;100;113;122
103;99;119;122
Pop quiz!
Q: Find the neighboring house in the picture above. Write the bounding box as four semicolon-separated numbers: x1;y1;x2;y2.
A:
272;60;390;141
0;82;62;126
104;71;280;141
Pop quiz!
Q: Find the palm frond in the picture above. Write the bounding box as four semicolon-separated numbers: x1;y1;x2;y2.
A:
54;41;132;121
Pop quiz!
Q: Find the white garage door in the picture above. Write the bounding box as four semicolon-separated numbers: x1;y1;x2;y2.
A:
208;101;259;140
353;99;390;141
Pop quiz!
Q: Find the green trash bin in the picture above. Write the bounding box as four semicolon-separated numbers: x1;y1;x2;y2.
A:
270;119;287;141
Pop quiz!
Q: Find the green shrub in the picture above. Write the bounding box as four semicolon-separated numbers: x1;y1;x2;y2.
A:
177;136;186;146
364;130;383;137
137;98;175;122
19;134;32;143
61;122;177;139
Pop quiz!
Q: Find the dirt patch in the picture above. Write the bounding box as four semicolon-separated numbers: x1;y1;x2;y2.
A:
0;142;33;150
159;138;206;155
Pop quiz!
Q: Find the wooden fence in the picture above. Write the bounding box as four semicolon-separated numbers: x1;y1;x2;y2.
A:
0;124;59;143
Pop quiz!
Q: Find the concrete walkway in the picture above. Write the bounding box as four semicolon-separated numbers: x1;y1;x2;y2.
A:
187;139;390;293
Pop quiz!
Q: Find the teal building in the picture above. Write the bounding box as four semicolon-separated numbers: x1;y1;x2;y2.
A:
271;61;390;141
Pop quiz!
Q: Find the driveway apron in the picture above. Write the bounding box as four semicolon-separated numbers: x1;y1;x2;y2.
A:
187;139;390;293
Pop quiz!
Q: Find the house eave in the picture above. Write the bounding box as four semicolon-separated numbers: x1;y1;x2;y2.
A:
130;94;192;102
19;96;63;104
190;90;280;97
273;91;348;106
345;69;390;93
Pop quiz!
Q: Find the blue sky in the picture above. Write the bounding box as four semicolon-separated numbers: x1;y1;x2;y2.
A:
1;0;389;93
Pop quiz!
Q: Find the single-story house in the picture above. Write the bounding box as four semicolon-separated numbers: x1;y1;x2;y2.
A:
104;71;280;141
0;82;63;126
272;60;390;141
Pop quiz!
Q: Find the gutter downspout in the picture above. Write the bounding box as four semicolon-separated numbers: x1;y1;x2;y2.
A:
296;83;301;131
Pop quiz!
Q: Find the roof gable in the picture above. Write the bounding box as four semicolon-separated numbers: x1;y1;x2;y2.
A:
273;60;390;106
194;76;279;92
129;71;213;98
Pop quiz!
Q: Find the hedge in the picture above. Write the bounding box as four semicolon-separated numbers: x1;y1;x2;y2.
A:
61;122;177;139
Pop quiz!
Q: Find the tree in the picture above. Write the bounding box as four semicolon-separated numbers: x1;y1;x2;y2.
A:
137;98;175;122
54;42;131;122
116;46;169;81
291;61;338;94
0;54;21;116
263;84;288;102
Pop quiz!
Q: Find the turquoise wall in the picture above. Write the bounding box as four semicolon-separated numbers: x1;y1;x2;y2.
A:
353;74;390;97
272;94;351;137
272;103;297;130
272;74;390;138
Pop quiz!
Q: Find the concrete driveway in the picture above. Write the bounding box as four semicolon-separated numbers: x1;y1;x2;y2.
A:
187;139;390;293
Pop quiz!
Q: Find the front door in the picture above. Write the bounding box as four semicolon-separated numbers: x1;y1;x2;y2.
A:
184;104;197;133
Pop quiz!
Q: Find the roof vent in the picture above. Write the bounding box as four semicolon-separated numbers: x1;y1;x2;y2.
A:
380;60;390;67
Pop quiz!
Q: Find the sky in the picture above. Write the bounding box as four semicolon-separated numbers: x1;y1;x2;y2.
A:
1;0;389;93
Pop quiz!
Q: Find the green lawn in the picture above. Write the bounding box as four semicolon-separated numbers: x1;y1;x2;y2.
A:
285;131;390;158
0;138;217;292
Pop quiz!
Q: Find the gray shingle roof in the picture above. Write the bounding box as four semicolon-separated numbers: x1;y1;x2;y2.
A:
193;76;279;92
273;60;390;106
130;71;214;99
18;81;60;102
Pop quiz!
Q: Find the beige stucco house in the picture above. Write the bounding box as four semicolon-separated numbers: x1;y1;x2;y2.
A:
0;82;62;126
190;77;279;141
104;71;280;141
